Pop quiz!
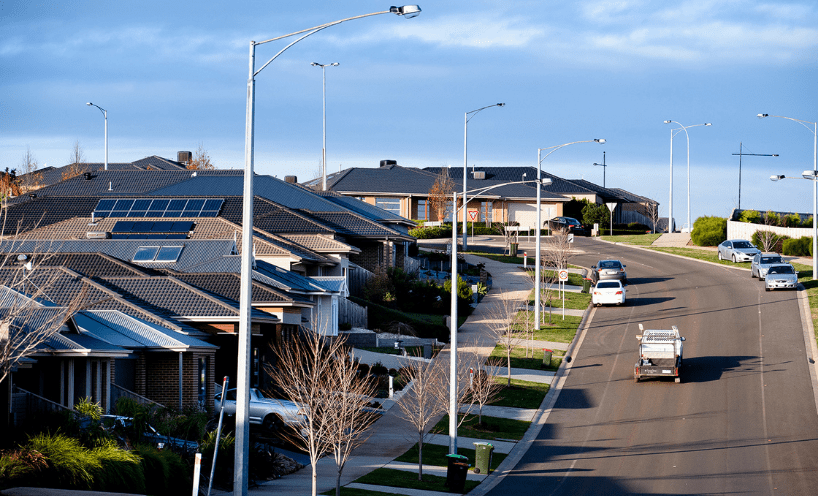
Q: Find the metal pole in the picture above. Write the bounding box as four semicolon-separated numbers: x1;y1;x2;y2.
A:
686;128;691;233
235;39;256;496
322;65;327;191
449;190;458;454
669;129;673;232
535;148;542;330
103;109;108;171
813;122;817;280
462;112;468;251
738;142;742;209
208;376;229;496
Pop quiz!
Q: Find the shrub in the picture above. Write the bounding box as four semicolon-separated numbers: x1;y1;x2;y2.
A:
26;433;98;490
764;210;781;226
134;443;190;495
444;275;474;314
627;222;650;231
409;225;452;239
739;210;761;223
74;397;102;421
90;441;144;493
691;216;727;246
803;216;814;228
0;448;48;487
370;361;388;376
783;236;813;257
783;213;801;228
752;230;788;253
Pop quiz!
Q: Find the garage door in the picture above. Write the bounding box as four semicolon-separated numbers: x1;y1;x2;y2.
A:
508;203;554;229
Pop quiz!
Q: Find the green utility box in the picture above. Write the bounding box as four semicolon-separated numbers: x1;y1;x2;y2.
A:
542;349;553;367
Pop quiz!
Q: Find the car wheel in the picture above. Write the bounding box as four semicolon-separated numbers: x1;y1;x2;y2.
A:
751;270;755;278
732;254;737;263
718;251;723;261
262;414;284;434
765;287;770;292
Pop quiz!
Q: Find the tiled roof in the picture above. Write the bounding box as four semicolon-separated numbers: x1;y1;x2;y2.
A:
307;211;407;238
325;165;440;195
310;276;348;296
75;310;217;350
317;190;414;225
279;234;358;254
567;179;629;201
26;253;160;278
424;166;596;197
3;197;101;235
163;272;311;306
608;187;658;205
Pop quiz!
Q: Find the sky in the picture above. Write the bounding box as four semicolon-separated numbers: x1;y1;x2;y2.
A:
2;0;817;228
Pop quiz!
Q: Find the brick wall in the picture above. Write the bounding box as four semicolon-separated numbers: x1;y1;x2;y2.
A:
350;243;383;272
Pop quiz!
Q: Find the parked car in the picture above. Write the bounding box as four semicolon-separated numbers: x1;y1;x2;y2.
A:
591;260;627;282
215;388;307;432
547;216;589;236
100;415;199;453
592;280;626;306
718;239;760;262
751;253;785;280
765;264;799;291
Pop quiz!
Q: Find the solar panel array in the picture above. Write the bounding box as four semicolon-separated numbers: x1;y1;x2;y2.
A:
111;221;194;240
94;198;224;218
132;245;184;263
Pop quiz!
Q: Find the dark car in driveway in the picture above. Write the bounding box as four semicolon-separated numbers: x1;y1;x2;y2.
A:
547;216;589;236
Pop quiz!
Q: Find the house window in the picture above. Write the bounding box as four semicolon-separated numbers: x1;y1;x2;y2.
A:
375;197;401;215
417;200;427;220
197;357;208;406
252;347;260;388
480;202;493;223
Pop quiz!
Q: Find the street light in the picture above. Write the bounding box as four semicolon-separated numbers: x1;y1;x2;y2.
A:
760;113;817;281
732;142;777;209
236;6;421;494
463;103;505;251
86;102;108;171
663;120;711;233
535;139;604;330
449;178;538;454
311;62;339;191
592;151;607;188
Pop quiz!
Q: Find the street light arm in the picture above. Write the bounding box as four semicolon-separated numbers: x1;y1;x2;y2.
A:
758;114;817;136
466;103;505;124
538;139;605;165
255;9;391;45
86;102;106;116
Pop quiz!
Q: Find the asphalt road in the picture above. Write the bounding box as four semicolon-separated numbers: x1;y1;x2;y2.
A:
485;237;818;496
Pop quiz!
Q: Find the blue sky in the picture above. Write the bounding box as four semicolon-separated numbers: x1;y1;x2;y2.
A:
2;0;817;227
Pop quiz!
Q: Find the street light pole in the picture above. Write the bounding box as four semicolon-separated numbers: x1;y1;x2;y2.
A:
731;142;778;210
237;6;421;495
760;113;817;280
592;151;607;188
664;120;712;232
312;62;339;191
534;139;605;330
86;102;108;171
463;103;505;251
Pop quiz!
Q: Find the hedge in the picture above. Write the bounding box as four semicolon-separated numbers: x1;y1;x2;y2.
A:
783;236;813;257
691;216;727;246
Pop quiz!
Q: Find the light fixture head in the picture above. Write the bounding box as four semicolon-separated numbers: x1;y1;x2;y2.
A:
758;113;769;118
802;170;818;180
704;123;712;126
86;102;92;106
773;154;779;157
391;5;421;18
331;62;339;66
663;120;672;124
497;103;505;107
770;174;784;181
541;178;553;186
311;62;319;66
595;138;606;144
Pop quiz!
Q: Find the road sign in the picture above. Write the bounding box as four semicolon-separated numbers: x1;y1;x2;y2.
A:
468;210;479;221
568;233;574;243
558;270;569;281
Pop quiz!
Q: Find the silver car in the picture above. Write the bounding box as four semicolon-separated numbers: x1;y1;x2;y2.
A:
215;388;307;432
751;253;785;280
765;264;798;291
592;260;627;282
718;239;760;263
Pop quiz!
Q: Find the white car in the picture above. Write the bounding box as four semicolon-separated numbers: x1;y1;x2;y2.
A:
215;388;307;432
765;264;798;291
592;280;626;306
718;239;760;263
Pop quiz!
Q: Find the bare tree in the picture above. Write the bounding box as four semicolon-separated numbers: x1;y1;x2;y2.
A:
484;290;525;386
755;211;783;252
394;357;447;481
434;348;479;435
538;230;574;325
187;143;215;170
266;330;377;496
62;140;89;181
466;356;503;426
645;200;660;234
19;148;42;194
428;168;455;222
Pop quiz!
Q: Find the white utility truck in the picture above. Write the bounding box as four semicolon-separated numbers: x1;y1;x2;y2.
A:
634;324;685;383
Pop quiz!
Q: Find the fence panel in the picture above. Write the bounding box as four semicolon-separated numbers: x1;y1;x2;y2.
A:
339;297;368;329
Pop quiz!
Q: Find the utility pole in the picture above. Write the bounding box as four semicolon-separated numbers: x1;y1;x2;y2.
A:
732;143;778;209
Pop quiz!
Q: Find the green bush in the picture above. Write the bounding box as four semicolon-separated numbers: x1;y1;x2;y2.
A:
803;216;814;228
783;213;801;227
0;448;48;488
627;222;650;231
582;202;610;226
691;216;727;246
739;210;761;223
409;225;452;239
133;443;191;495
783;236;813;256
26;433;98;490
90;441;145;493
444;275;474;314
764;210;781;226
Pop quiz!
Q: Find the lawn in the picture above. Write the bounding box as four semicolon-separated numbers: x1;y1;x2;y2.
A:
489;378;550;409
323;488;398;496
600;233;663;245
526;287;591;310
491;344;564;371
433;413;531;441
352;468;480;494
395;442;507;473
509;313;582;342
645;246;736;266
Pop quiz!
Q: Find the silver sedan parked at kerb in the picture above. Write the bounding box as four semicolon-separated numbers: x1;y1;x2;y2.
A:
751;253;785;280
765;264;799;291
592;260;627;282
717;239;760;263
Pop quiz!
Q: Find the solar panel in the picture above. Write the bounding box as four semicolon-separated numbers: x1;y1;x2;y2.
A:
151;221;175;232
170;221;194;233
111;221;136;233
133;246;159;262
131;221;154;232
96;199;116;211
94;198;223;218
155;246;183;262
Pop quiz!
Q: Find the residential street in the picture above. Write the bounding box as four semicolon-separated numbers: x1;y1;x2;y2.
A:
485;236;818;495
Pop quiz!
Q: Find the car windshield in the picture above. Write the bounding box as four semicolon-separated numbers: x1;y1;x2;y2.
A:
768;265;794;274
599;261;621;269
565;217;581;225
597;281;620;289
761;256;782;264
733;241;753;249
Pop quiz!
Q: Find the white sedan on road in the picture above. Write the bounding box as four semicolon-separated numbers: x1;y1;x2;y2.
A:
592;280;626;306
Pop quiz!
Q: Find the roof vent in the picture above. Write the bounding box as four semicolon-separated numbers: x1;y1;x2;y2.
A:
473;171;486;180
178;151;192;165
86;231;109;239
83;172;93;180
380;160;397;168
28;193;36;198
284;175;298;184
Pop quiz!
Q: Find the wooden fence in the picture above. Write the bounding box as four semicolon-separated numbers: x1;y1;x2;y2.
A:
339;297;368;329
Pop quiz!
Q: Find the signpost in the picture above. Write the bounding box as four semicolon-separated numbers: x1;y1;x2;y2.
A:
605;202;617;236
558;269;569;319
468;210;479;241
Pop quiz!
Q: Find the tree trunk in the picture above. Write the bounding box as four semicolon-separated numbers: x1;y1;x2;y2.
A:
312;464;318;496
506;349;511;386
418;432;424;481
336;469;342;496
